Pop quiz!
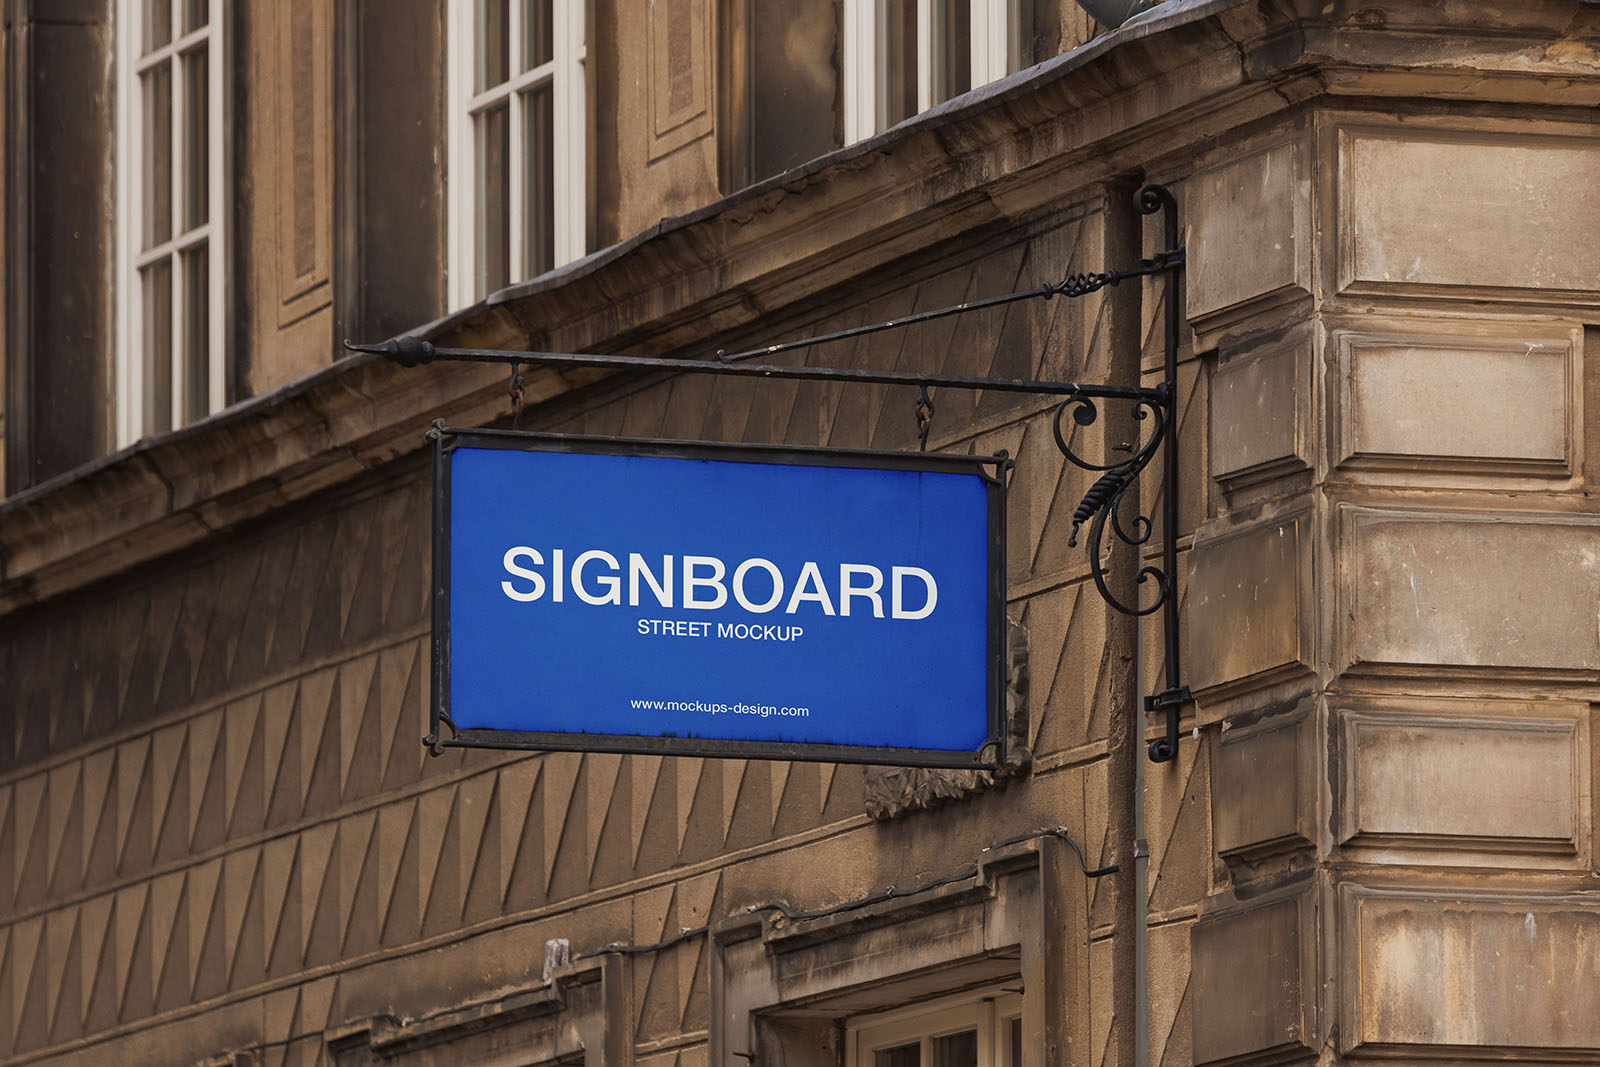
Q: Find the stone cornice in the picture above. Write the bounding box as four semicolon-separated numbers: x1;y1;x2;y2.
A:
3;0;1597;615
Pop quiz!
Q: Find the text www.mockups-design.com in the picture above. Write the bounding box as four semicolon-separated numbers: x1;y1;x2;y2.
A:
629;698;810;718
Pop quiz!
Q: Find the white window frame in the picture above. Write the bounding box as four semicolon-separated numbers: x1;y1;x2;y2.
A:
843;0;1017;143
846;988;1024;1067
114;0;229;446
447;0;588;311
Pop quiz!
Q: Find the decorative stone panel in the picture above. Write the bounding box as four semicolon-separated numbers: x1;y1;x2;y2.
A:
1329;317;1583;486
1335;698;1591;868
1338;129;1600;306
273;0;333;326
1341;883;1600;1057
647;0;712;160
1337;506;1600;676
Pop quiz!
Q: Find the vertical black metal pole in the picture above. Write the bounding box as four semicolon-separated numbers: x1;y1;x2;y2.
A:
1139;186;1187;763
1161;201;1181;702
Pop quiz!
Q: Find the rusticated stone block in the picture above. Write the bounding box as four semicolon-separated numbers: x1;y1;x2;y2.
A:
1340;130;1600;301
1330;318;1582;485
1214;702;1314;882
1185;511;1313;698
1342;884;1600;1055
1192;889;1314;1065
1187;141;1311;329
1337;699;1590;866
1210;326;1312;497
1338;507;1600;674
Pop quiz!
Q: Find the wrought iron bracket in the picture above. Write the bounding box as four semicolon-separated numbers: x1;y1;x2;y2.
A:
1049;184;1189;763
351;184;1191;763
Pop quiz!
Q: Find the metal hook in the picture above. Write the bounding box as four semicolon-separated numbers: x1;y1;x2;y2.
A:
915;384;936;452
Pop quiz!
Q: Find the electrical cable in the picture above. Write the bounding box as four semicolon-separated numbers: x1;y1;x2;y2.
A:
984;825;1120;878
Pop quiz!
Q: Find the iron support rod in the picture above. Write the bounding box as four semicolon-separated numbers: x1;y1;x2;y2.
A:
344;338;1164;402
714;254;1179;365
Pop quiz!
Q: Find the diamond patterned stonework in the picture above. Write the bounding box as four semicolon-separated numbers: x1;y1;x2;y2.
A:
0;212;1209;1066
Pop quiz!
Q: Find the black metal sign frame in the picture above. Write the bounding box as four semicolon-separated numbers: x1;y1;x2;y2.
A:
428;426;1012;769
356;183;1191;764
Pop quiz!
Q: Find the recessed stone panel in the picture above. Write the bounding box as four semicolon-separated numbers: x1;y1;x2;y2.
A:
1332;320;1581;482
1343;885;1600;1055
647;0;713;160
1338;701;1589;864
1341;131;1600;299
273;0;333;325
1340;507;1600;674
1187;141;1310;325
1186;512;1312;695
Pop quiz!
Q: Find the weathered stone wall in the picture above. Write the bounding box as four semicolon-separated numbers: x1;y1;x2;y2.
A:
0;196;1195;1065
1185;102;1600;1065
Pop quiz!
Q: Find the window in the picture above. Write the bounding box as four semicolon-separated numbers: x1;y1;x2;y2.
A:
720;0;842;189
848;989;1024;1067
448;0;588;308
115;0;227;444
843;0;1019;142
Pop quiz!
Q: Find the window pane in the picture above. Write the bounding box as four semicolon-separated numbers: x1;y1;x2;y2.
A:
880;0;917;128
144;0;171;53
1008;1017;1022;1067
475;104;510;294
932;1030;978;1067
522;86;554;277
181;47;209;231
748;0;839;182
477;0;510;91
182;0;207;32
524;0;552;68
934;0;971;103
141;260;173;434
181;245;209;424
876;1042;920;1067
142;63;173;250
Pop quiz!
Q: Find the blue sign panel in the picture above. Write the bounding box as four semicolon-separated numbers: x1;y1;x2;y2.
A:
431;430;1007;767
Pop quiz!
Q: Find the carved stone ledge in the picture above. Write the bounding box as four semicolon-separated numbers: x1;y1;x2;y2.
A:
863;765;1000;821
865;622;1032;821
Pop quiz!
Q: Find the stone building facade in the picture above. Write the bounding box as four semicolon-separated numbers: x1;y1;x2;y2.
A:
1;1;1598;1065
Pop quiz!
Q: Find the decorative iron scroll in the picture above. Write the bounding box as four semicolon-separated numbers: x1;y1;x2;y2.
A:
1052;392;1169;618
349;184;1192;763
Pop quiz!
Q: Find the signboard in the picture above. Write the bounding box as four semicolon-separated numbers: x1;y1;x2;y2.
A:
431;429;1008;767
